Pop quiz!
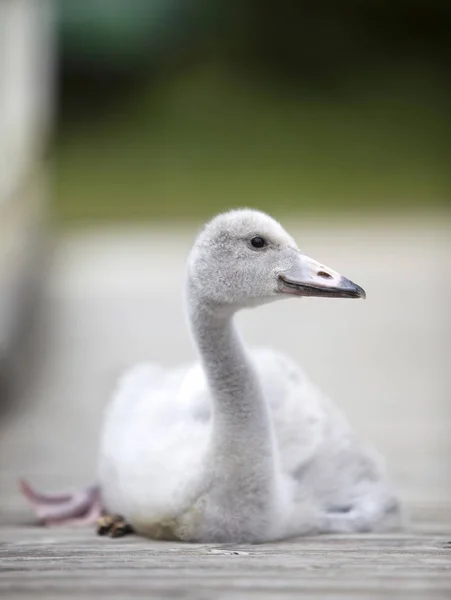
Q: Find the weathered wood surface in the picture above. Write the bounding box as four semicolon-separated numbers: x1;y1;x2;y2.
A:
1;518;450;599
0;220;450;598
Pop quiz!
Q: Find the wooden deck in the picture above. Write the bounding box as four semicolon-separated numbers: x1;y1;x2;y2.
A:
0;220;450;598
1;514;450;599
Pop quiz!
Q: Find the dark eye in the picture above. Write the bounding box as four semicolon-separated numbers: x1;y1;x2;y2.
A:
250;236;267;249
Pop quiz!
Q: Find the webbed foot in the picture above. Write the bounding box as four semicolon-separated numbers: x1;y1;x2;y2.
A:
96;514;134;538
19;479;102;526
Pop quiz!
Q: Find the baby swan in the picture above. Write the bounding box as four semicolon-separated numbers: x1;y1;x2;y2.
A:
21;209;401;542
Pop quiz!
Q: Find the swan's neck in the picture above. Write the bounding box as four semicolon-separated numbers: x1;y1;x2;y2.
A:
188;297;278;505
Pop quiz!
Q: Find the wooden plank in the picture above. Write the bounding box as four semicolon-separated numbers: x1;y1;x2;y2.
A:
1;520;450;599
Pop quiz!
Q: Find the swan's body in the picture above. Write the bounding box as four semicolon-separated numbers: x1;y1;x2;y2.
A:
22;209;401;541
99;350;398;542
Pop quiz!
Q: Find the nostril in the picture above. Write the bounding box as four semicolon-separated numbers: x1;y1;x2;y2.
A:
317;270;332;279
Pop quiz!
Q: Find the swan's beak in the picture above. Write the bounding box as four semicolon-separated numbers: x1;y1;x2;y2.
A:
278;254;366;299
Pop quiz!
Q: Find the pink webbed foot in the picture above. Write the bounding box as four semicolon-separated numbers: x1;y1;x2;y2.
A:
19;479;103;527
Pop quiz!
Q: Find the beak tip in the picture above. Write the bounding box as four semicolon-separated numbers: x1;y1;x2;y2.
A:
341;276;366;299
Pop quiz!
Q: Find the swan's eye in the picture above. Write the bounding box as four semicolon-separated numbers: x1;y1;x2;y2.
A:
250;236;267;249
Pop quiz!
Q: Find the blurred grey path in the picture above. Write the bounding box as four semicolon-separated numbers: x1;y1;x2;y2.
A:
0;217;450;598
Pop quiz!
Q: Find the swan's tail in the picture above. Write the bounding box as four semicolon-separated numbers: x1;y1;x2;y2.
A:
19;479;102;526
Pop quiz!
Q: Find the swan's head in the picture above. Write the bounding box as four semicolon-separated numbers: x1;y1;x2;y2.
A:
187;209;365;312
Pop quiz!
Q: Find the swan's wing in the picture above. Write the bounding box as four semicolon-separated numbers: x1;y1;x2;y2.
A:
105;351;365;478
106;351;347;462
99;361;211;516
107;350;338;445
251;349;392;516
250;348;338;474
103;360;212;432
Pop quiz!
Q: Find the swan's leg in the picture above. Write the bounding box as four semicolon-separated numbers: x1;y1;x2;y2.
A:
19;479;102;526
96;514;134;538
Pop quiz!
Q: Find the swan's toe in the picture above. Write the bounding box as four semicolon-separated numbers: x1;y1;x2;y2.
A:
96;514;134;538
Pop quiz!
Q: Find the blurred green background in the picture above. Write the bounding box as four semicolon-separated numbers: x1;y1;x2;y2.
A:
54;0;451;224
